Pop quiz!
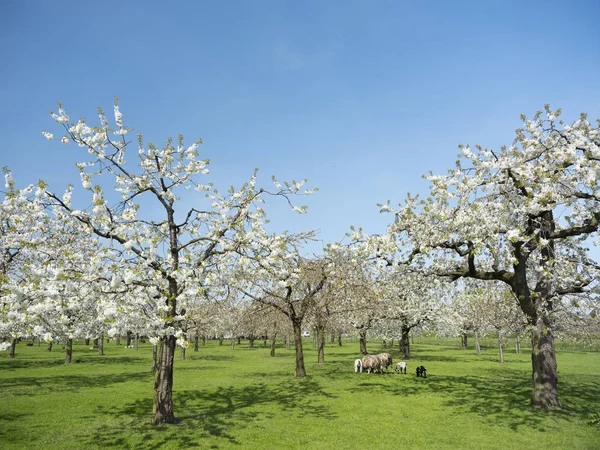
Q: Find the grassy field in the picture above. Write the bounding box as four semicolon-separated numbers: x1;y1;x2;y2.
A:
1;338;599;449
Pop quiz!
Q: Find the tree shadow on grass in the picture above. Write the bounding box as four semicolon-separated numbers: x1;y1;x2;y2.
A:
3;370;152;396
88;378;337;449
186;354;235;362
408;354;460;363
0;412;32;447
0;355;150;371
351;365;600;432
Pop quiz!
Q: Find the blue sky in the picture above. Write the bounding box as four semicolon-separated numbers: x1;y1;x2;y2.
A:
1;1;599;253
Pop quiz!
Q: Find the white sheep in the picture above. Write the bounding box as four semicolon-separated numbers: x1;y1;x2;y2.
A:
395;361;407;374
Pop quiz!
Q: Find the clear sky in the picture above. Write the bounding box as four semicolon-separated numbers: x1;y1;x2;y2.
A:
1;0;599;253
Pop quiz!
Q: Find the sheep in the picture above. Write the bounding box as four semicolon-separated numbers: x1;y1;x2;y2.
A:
354;358;363;373
416;365;427;378
359;353;392;374
360;355;382;373
379;353;393;372
395;361;407;374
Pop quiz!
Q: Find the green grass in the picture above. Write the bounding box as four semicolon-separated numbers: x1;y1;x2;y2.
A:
1;339;599;449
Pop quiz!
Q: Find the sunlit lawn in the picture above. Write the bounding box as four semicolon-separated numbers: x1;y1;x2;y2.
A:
1;337;599;449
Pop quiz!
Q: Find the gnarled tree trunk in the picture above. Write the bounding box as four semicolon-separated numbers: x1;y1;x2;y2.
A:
400;326;410;360
531;317;559;408
359;330;368;355
153;335;176;424
292;320;306;377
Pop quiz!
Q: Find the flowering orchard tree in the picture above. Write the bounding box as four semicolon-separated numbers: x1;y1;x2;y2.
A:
482;283;528;363
43;101;315;424
435;281;491;354
327;242;388;355
381;106;600;408
0;171;48;356
233;231;328;377
25;209;108;363
552;293;600;349
374;268;441;359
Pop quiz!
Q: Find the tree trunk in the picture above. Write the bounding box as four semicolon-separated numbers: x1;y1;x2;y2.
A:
475;331;481;355
202;335;206;346
194;331;199;352
382;339;387;349
152;344;158;372
98;333;104;356
116;336;121;346
359;330;368;355
85;338;90;346
317;326;325;364
498;336;504;363
237;336;241;345
270;333;277;357
527;210;560;408
338;333;342;347
126;331;132;347
230;337;235;350
292;321;306;377
400;327;410;360
180;345;186;360
218;336;223;346
152;335;176;424
330;331;335;344
134;334;139;350
46;342;53;352
286;334;291;351
515;334;522;354
249;335;255;349
65;338;73;364
531;317;560;408
7;338;16;358
461;332;468;349
93;338;98;349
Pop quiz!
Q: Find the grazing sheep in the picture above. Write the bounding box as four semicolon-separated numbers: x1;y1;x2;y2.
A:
378;353;393;372
354;358;363;373
395;361;407;374
361;355;381;373
416;365;427;378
